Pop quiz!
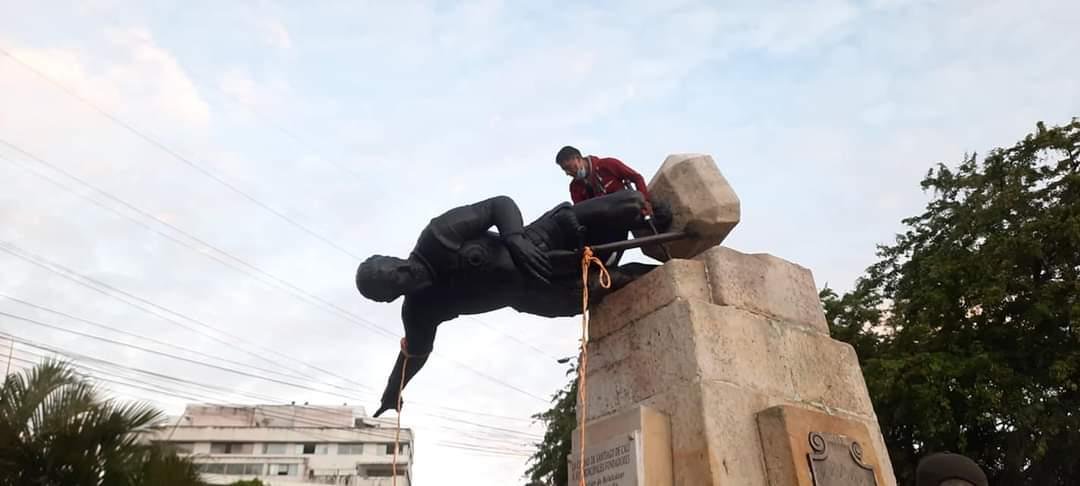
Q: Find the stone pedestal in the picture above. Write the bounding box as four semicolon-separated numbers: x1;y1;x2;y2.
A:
570;246;896;486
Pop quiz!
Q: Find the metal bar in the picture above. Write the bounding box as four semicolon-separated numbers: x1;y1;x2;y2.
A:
546;231;691;259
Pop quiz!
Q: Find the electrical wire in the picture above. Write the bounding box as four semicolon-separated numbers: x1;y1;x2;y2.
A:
0;144;553;403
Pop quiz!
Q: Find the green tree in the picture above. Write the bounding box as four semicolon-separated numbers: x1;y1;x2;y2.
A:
0;359;204;486
525;364;578;486
825;119;1080;485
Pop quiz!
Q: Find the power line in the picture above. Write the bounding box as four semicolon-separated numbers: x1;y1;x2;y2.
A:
0;292;311;382
0;310;374;400
0;49;563;400
465;316;562;362
0;239;321;382
2;336;542;445
0;46;363;262
0;143;553;403
0;311;373;403
203;79;368;182
0;145;395;341
0;314;538;428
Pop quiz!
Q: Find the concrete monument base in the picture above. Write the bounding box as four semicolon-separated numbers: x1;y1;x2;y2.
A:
569;246;896;486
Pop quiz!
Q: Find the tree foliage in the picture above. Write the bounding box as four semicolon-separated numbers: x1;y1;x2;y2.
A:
525;364;577;486
227;480;265;486
823;119;1080;485
0;359;204;486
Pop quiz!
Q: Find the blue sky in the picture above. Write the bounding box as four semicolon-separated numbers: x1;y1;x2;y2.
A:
2;0;1079;484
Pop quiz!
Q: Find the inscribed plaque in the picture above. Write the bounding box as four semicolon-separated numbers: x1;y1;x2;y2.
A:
567;430;641;486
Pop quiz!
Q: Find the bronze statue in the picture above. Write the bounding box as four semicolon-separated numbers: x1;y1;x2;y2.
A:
355;190;670;417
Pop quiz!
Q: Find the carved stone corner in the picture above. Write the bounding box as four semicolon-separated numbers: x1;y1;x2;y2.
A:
807;431;878;486
757;405;893;486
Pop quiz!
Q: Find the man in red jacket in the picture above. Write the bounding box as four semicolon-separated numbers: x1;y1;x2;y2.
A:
555;146;653;214
555;145;674;262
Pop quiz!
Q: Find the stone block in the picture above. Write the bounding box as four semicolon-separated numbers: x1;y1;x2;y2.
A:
635;379;713;486
780;327;877;417
696;246;829;333
697;380;775;486
585;301;699;417
637;153;740;261
688;303;794;398
587;298;876;423
756;405;896;486
590;259;710;341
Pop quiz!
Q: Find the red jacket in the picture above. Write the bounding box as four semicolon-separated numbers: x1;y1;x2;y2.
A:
569;155;650;204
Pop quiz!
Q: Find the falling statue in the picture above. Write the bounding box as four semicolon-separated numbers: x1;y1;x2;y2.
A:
354;190;671;417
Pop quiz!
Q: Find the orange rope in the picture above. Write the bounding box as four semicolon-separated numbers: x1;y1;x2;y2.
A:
577;246;610;486
393;339;409;486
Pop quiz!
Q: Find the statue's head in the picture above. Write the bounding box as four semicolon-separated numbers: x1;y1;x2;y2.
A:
355;255;429;302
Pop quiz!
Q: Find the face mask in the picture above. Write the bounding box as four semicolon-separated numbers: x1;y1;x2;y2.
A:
575;167;588;180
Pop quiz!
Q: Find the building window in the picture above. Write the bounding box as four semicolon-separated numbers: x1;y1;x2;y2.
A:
382;442;408;455
197;463;224;474
196;463;262;475
268;463;299;476
299;443;328;455
210;442;254;454
224;463;264;475
364;466;402;477
262;443;289;454
337;443;364;455
163;442;194;454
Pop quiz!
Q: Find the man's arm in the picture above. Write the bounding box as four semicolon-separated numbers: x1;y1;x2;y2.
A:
570;181;586;204
601;157;651;201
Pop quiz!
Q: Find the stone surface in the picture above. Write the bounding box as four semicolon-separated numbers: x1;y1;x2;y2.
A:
569;405;674;486
590;259;710;341
585;377;893;486
757;405;896;486
780;322;876;417
695;246;829;333
637;154;740;260
576;239;895;485
585;301;699;417
586;299;876;420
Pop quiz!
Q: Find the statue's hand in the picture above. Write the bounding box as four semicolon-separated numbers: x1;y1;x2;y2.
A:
504;233;552;284
373;396;402;418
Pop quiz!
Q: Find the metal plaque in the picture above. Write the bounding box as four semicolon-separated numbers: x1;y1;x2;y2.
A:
807;431;878;486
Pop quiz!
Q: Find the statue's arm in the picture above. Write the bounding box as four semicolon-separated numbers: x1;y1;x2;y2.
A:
469;195;525;237
487;196;552;282
458;196;552;283
373;297;441;418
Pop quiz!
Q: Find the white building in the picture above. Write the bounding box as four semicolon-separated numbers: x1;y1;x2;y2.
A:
148;404;413;486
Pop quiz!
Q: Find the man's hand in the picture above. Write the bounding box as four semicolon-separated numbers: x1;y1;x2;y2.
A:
642;200;654;217
504;233;552;284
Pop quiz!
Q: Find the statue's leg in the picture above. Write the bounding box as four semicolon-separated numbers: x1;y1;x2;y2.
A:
571;190;646;235
374;290;513;417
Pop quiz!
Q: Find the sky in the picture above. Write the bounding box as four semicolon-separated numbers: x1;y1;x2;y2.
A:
1;0;1078;484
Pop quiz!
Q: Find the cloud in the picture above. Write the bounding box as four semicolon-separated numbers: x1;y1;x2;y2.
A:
261;19;292;50
103;27;211;128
